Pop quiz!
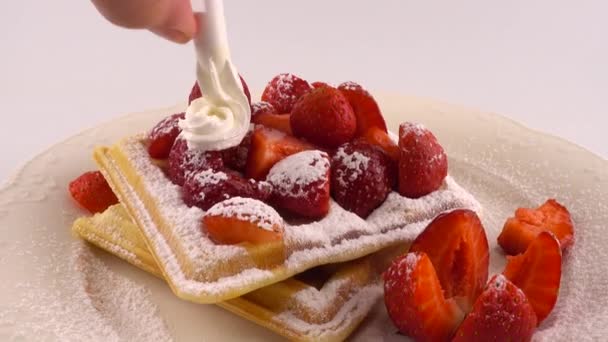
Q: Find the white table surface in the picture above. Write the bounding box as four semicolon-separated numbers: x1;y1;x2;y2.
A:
1;0;606;182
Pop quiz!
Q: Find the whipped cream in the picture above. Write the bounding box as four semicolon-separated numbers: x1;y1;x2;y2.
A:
179;0;251;151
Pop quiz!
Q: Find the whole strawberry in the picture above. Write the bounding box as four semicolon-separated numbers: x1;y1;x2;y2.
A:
69;171;118;213
330;141;395;218
261;73;312;113
167;138;224;186
147;112;185;159
291;87;357;148
398;122;447;198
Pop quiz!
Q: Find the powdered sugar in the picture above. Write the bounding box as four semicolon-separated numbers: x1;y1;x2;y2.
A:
332;146;371;186
251;101;275;116
206;197;283;232
339;81;361;91
399;122;427;137
266;150;330;197
187;169;228;202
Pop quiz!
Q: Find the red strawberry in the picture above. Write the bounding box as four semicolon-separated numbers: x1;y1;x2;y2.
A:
311;81;330;88
290;87;357;148
452;274;537;342
384;252;465;341
188;74;251;106
68;171;119;214
359;126;400;162
330;141;395;218
498;199;574;255
221;128;253;172
183;169;272;211
204;197;284;245
337;81;387;136
266;150;331;219
251;101;278;118
410;209;489;313
245;127;314;180
147;112;185;159
503;231;562;324
252;113;292;135
167;138;224;186
398;122;448;198
261;73;312;113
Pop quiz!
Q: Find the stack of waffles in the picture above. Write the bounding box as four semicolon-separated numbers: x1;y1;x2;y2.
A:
70;77;481;341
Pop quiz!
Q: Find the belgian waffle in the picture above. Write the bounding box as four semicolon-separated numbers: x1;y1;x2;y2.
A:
94;134;481;303
72;204;406;341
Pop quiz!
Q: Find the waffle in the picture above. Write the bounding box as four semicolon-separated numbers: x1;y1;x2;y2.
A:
72;204;407;341
94;134;481;303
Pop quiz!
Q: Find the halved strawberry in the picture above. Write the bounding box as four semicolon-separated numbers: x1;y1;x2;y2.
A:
68;171;119;214
384;252;465;341
290;86;357;148
147;112;185;159
359;126;400;162
498;199;574;255
245;127;314;180
266;150;331;219
261;73;312;113
188;74;251;106
503;231;562;324
337;81;387;136
452;274;537;342
409;209;489;313
252;113;292;135
203;197;284;245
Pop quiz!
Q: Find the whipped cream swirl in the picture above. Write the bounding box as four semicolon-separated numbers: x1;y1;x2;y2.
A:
179;0;250;151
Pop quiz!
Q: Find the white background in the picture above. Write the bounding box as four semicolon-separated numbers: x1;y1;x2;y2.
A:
1;0;606;181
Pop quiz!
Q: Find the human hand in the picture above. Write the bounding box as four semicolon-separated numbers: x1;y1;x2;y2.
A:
91;0;198;43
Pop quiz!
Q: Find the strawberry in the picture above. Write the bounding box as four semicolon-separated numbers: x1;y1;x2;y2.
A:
221;128;253;172
251;101;278;118
498;199;574;255
398;122;448;198
330;141;395;218
167;138;224;186
359;126;400;162
68;171;119;214
503;231;562;324
261;73;312;113
245;127;314;180
452;274;537;342
266;150;331;219
311;81;330;89
290;87;357;148
147;112;185;159
203;197;284;245
384;252;465;341
188;74;251;106
252;113;293;135
337;81;387;136
410;209;489;313
183;169;272;211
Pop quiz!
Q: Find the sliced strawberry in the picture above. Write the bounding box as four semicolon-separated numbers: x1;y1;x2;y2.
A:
251;101;278;118
498;199;574;255
252;113;292;135
245;127;314;180
203;197;284;245
398;122;448;198
188;74;251;106
68;171;119;214
266;150;331;219
261;73;312;113
330;141;395;218
503;231;562;324
359;126;400;162
409;209;489;313
452;274;537;342
221;128;253;172
384;252;465;341
167;138;224;186
183;169;272;211
147;112;185;159
311;81;330;88
291;87;357;148
337;81;387;136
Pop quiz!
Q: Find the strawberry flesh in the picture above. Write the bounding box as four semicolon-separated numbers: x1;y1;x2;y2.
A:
252;113;293;135
337;81;387;136
68;171;119;214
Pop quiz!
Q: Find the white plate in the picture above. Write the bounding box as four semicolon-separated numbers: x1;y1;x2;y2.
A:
1;95;606;341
